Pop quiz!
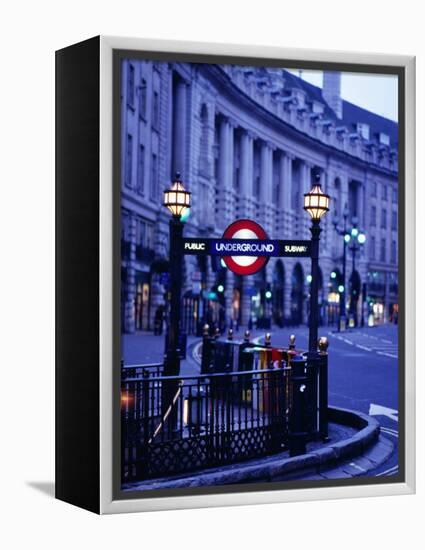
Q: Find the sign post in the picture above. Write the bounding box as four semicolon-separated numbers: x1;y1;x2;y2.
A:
163;171;328;374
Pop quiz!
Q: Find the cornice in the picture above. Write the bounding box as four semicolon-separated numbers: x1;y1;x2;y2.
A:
197;64;398;180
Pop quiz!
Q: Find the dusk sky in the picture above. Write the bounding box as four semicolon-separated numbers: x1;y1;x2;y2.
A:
287;69;398;122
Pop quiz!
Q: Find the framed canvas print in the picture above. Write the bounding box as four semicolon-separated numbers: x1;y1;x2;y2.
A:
55;36;415;514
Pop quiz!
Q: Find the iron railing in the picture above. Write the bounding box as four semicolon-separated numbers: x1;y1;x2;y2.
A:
121;336;329;484
122;366;291;482
121;361;164;380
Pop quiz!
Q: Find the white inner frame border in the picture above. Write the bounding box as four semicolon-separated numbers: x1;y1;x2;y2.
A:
99;35;415;514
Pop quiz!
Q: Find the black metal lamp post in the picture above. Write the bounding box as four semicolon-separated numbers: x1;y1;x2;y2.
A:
333;204;349;332
163;172;191;376
347;220;366;327
304;169;330;354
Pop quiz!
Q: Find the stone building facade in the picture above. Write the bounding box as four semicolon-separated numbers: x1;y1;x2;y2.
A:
120;59;399;334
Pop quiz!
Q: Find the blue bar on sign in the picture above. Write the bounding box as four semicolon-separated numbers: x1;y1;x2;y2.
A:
210;239;278;256
181;238;311;257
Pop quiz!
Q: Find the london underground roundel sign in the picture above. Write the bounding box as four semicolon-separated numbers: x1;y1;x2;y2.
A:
221;219;269;275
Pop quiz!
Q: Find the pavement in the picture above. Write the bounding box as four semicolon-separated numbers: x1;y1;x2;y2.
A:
122;322;399;479
247;322;399;478
122;408;390;491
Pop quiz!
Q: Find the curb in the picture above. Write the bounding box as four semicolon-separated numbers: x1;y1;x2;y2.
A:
124;406;382;491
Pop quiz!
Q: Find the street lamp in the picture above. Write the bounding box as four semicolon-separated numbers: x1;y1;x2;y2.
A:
304;168;330;354
163;172;191;217
346;220;366;327
163;172;191;377
333;204;349;331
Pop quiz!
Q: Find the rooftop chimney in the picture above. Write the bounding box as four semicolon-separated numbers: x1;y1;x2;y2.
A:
322;71;342;119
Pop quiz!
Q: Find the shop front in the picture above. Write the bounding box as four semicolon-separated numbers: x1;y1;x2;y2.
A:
135;272;150;331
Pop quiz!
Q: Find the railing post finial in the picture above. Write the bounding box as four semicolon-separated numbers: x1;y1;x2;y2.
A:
318;336;329;354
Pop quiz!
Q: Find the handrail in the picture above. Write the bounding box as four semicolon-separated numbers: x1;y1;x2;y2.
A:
148;381;183;444
121;365;292;384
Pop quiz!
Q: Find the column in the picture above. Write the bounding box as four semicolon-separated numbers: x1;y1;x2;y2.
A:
205;263;215;326
340;172;349;215
287;153;296;237
359;181;366;229
206;105;216;228
228;118;236;221
279;152;293;237
363;173;373;231
239;130;254;218
259;141;273;234
302;162;312;238
217;117;234;228
241;275;255;327
125;215;137;333
172;78;187;177
322;169;331;254
276;152;285;236
224;270;234;329
283;261;293;322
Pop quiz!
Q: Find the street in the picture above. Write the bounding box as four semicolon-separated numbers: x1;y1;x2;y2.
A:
263;323;399;477
123;322;399;477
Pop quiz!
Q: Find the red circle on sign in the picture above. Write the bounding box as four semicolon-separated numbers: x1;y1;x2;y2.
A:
222;219;269;275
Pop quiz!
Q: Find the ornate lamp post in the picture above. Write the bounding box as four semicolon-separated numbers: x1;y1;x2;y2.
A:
163;172;191;376
333;204;349;331
346;219;366;327
304;168;330;354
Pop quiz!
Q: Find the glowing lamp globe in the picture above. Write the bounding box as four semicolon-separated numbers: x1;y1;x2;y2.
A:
303;172;330;220
358;233;366;244
163;172;191;218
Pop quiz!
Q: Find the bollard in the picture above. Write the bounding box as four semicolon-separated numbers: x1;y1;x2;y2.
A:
289;334;296;350
214;327;220;339
227;328;233;341
244;330;251;343
318;336;329;440
288;354;308;456
265;332;271;347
